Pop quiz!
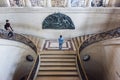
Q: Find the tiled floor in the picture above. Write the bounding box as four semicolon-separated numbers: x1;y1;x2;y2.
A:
42;40;74;51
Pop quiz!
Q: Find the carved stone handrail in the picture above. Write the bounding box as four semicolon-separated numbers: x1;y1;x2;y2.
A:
0;29;37;53
0;29;38;80
77;27;120;80
27;55;39;80
77;55;88;80
79;27;120;52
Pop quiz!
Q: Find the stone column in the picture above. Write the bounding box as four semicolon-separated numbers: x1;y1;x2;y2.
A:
44;0;47;7
64;0;67;7
0;0;10;7
108;0;114;6
47;0;51;7
24;0;32;7
114;0;120;7
85;0;90;7
7;0;11;7
68;0;71;7
108;0;120;7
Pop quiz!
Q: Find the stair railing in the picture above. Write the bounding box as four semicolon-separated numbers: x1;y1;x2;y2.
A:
77;27;120;80
27;55;40;80
0;29;40;80
76;50;88;80
0;29;37;53
79;27;120;52
73;37;89;80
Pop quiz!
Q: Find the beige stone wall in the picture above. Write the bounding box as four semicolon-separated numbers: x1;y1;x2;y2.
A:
0;39;37;80
0;0;10;7
114;0;120;7
101;38;120;80
80;38;120;80
0;8;119;39
80;43;105;80
108;0;120;7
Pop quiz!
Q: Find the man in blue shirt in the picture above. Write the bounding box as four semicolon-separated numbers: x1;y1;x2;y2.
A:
58;35;64;50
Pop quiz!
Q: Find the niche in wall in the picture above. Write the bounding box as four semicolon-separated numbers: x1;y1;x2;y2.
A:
83;55;90;61
26;55;34;62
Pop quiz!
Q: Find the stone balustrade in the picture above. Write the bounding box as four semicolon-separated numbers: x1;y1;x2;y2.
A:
0;29;37;53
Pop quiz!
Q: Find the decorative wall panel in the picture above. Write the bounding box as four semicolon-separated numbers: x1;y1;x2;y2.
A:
30;0;45;7
71;0;85;7
51;0;67;7
42;13;75;29
91;0;103;7
9;0;25;7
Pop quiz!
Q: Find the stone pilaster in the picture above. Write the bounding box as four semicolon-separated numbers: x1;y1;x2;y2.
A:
0;0;10;7
47;0;51;7
67;0;71;7
24;0;32;7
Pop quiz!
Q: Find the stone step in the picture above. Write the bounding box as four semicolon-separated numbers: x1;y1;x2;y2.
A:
40;63;76;67
40;58;75;62
36;76;80;80
39;67;76;71
40;51;76;55
37;71;78;76
40;55;75;59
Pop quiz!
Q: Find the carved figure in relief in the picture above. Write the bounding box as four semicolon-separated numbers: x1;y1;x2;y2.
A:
71;0;79;7
91;0;103;7
51;0;66;7
42;13;75;29
30;0;44;7
9;0;24;7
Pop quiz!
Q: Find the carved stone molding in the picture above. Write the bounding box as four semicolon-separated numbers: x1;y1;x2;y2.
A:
0;29;37;53
79;27;120;52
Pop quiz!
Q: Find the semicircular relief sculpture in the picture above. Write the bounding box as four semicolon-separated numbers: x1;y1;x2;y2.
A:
42;13;75;29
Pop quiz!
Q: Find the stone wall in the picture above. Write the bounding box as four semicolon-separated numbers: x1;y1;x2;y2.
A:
0;8;120;39
80;37;120;80
0;39;37;80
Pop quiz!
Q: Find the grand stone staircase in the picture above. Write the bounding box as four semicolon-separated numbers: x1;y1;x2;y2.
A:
34;35;93;80
36;51;79;80
23;34;92;80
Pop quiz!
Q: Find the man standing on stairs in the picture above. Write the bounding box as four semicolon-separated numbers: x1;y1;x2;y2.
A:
58;35;64;50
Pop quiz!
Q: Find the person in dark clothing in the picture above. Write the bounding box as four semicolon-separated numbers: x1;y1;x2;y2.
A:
4;20;14;37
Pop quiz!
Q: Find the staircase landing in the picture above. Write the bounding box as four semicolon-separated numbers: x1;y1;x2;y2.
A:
42;39;76;51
